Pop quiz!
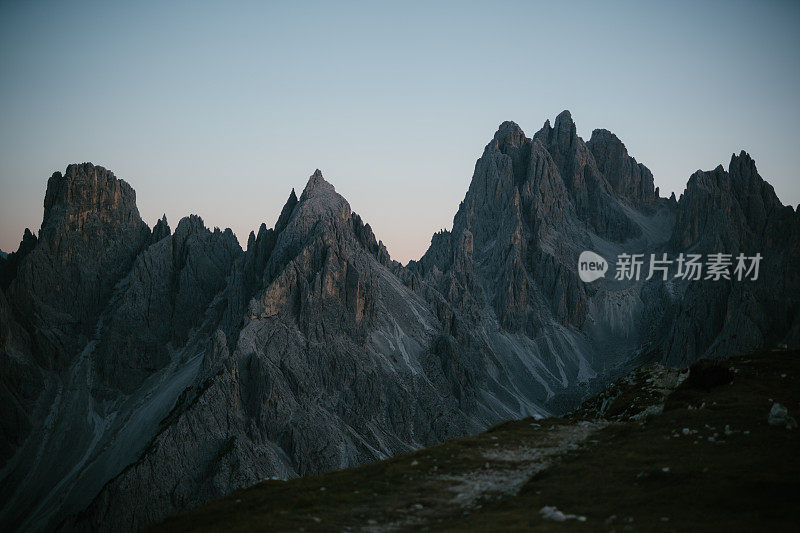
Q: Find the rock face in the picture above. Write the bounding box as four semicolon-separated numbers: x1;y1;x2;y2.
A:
93;214;242;393
1;115;799;532
0;229;38;291
587;129;656;207
9;164;151;369
648;151;800;365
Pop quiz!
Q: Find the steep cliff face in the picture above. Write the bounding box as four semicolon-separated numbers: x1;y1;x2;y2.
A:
587;128;656;207
0;166;246;532
93;215;242;393
650;151;800;365
69;171;488;529
409;112;799;408
0;164;152;509
0;229;38;291
0;285;40;465
408;112;672;417
532;111;643;241
0;229;42;464
1;114;798;532
9;164;151;368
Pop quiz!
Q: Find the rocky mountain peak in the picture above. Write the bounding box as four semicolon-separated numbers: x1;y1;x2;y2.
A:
303;168;336;196
670;147;788;253
42;163;141;234
0;228;38;290
492;121;528;152
554;109;574;127
587;128;656;205
293;170;350;227
152;214;171;243
8;163;151;367
532;110;580;173
531;110;578;166
727;151;781;212
275;188;299;233
174;214;207;240
258;170;355;290
730;150;756;176
553;109;577;144
2;117;798;533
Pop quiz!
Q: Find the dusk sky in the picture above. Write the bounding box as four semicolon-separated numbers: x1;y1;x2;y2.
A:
1;0;799;263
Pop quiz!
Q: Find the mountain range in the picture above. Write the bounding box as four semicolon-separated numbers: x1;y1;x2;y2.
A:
1;111;798;531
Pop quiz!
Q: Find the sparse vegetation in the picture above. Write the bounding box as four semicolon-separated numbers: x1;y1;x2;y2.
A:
153;349;800;532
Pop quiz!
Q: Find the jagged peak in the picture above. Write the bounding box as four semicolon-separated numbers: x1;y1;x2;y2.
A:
48;162;127;195
680;152;781;206
533;110;577;150
15;228;38;256
0;227;38;289
65;161;108;175
247;222;270;252
586;128;638;166
273;169;352;251
488;121;530;166
170;215;239;253
275;188;299;233
729;150;757;177
553;109;576;136
297;169;344;215
554;109;574;126
493;121;527;146
586;127;656;205
174;214;207;238
151;214;171;242
303;169;335;196
45;163;118;211
728;150;782;209
732;149;753;162
588;128;621;145
40;162;144;240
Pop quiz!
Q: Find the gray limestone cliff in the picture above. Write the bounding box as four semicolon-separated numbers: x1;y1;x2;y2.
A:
1;115;798;532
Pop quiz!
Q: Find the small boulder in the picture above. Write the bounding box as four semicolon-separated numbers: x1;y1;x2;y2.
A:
540;506;566;522
768;402;798;429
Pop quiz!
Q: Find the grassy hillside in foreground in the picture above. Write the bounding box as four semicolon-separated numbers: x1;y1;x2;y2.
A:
153;350;800;532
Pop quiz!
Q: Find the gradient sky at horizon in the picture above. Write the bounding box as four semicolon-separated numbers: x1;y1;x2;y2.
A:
1;0;799;263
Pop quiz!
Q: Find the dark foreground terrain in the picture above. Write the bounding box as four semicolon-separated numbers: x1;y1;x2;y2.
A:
154;349;799;532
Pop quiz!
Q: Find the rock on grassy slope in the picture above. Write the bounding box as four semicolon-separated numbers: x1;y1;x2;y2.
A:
154;349;800;532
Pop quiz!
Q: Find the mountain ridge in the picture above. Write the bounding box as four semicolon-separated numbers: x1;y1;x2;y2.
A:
0;111;798;531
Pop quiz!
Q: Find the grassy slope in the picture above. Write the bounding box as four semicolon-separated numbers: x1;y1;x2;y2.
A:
153;350;799;532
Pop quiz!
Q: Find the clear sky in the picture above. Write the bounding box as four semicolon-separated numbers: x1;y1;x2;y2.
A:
1;1;799;263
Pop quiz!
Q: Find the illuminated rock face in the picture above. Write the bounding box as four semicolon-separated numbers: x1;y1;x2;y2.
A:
1;114;799;531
